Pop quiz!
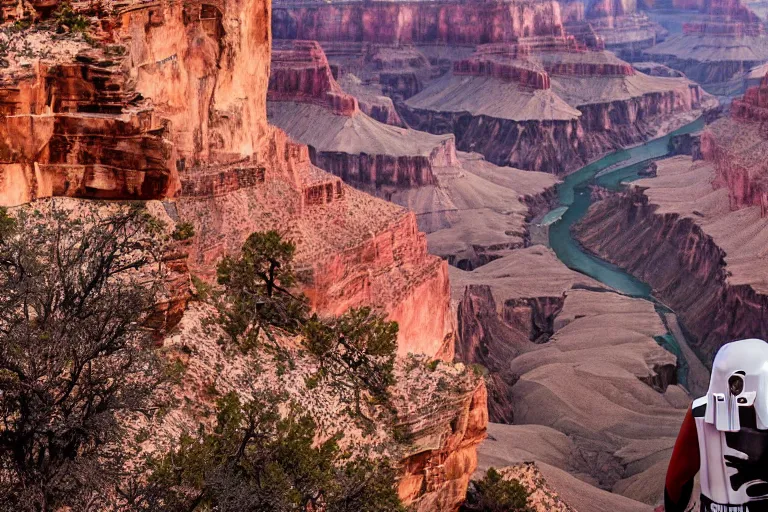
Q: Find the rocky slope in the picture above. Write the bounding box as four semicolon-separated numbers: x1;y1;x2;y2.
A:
401;42;713;174
146;302;488;512
393;152;559;270
478;433;656;512
451;246;688;509
0;0;488;507
472;462;578;512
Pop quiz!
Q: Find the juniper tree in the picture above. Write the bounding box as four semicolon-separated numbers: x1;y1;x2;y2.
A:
135;392;405;512
303;307;398;420
0;205;165;511
462;468;533;512
216;230;308;351
217;232;400;420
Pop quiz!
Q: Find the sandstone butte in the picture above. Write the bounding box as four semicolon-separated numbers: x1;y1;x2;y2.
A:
0;0;489;509
574;73;768;366
642;0;768;96
270;0;715;175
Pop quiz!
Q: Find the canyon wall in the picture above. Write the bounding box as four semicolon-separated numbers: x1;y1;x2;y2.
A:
402;45;710;174
0;0;457;362
269;39;359;115
0;56;178;205
272;0;568;45
267;40;460;196
703;75;768;214
0;0;485;507
574;186;768;363
642;2;768;96
573;126;768;363
398;378;489;512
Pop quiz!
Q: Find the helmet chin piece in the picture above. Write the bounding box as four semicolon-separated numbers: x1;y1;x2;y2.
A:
706;392;740;431
704;338;768;432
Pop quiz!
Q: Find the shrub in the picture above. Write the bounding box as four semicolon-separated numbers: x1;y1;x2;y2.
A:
53;3;90;34
0;206;165;510
463;468;533;512
133;392;406;512
171;221;195;241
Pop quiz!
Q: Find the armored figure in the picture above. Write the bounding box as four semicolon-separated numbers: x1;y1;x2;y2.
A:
665;338;768;512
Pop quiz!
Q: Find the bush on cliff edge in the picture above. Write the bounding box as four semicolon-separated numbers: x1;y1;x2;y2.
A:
463;468;533;512
134;391;405;512
216;230;399;422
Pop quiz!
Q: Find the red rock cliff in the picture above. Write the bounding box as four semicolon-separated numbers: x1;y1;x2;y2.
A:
704;74;768;215
0;0;484;506
269;39;359;115
272;0;568;45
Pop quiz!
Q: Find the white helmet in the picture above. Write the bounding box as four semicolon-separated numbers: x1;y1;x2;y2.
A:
705;338;768;431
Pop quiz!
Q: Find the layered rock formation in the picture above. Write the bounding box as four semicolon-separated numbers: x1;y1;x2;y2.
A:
0;0;488;508
402;42;712;174
269;40;359;115
0;48;179;205
337;73;406;126
588;13;666;59
267;40;457;199
642;32;768;96
269;0;707;175
451;246;689;508
644;0;768;96
272;0;568;45
0;0;456;360
574;157;768;365
397;366;489;512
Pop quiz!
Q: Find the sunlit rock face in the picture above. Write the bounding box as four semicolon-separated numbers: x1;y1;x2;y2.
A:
1;1;484;507
398;379;489;512
272;0;569;45
0;0;272;205
0;55;179;204
0;0;457;361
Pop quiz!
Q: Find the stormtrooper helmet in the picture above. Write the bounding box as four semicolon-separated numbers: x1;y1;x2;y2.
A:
705;338;768;432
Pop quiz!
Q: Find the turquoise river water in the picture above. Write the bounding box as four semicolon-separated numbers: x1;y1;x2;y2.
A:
546;117;707;388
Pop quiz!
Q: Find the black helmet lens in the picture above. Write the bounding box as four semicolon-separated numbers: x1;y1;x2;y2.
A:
729;374;745;396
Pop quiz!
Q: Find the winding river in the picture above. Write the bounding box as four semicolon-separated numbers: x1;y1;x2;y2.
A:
545;117;708;391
